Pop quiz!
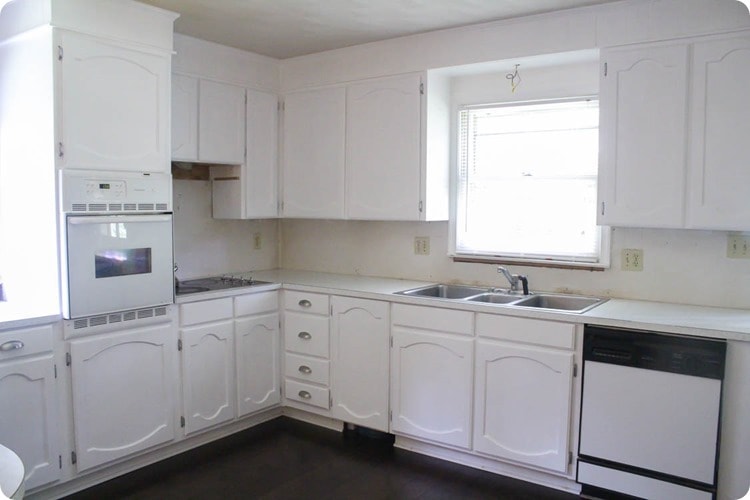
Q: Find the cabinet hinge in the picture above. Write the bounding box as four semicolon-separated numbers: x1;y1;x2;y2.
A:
278;101;284;112
390;336;393;348
58;45;63;61
573;363;578;378
58;142;64;159
71;451;77;465
419;82;424;95
329;395;332;409
180;416;185;428
65;352;71;366
569;451;573;465
54;364;58;379
59;455;62;469
389;410;393;422
177;339;182;351
603;62;607;77
418;200;423;213
330;304;333;316
600;202;605;216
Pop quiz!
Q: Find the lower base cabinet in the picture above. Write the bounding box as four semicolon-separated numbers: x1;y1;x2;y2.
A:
0;325;61;491
69;321;176;471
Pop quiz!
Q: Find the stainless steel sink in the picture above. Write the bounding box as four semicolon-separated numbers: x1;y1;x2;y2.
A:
465;293;525;304
396;284;489;299
513;294;604;313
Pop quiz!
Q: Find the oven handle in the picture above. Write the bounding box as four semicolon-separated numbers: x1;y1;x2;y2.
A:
68;214;172;225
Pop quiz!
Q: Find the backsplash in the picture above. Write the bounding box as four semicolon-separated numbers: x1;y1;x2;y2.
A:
173;179;278;279
280;219;750;309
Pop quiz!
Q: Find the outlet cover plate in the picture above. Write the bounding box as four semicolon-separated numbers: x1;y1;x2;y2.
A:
622;248;643;271
414;237;430;256
727;234;750;259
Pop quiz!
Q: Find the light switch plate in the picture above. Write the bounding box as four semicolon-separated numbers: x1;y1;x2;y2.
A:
622;248;643;271
414;237;430;255
727;234;750;259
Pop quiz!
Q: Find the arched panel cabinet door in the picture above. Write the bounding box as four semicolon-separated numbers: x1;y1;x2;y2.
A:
235;312;280;417
473;339;574;473
390;328;473;449
57;31;171;173
330;296;389;432
69;322;176;471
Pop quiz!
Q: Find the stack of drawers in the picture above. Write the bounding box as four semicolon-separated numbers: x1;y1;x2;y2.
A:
283;291;331;413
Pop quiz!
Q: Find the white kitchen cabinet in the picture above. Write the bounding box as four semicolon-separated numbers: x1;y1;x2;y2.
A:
0;325;61;491
58;31;171;173
346;74;422;220
687;34;750;230
390;304;473;449
281;87;346;219
235;292;281;416
171;73;199;161
330;296;389;432
198;80;246;164
69;321;176;471
473;314;575;473
181;320;236;434
598;43;689;228
212;88;279;219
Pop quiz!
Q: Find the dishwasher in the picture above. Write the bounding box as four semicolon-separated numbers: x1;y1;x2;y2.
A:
578;325;726;500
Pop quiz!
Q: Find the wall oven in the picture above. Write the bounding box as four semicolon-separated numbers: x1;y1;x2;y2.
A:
60;170;174;319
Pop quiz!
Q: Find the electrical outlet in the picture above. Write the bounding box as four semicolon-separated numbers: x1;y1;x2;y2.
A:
414;237;430;256
621;248;643;271
253;232;262;250
727;234;750;259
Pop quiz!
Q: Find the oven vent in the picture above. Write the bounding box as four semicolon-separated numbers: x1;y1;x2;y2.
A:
137;309;154;319
71;204;87;212
89;315;108;327
73;319;88;329
108;203;123;211
123;203;137;211
69;306;170;332
156;203;168;211
155;307;167;317
108;314;122;323
89;203;107;212
123;311;137;321
138;203;155;211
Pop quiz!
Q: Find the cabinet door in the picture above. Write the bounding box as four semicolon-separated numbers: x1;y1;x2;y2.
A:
235;313;280;417
171;73;198;161
282;87;346;218
474;340;574;473
331;297;389;432
198;80;246;164
346;74;423;220
688;35;750;230
181;321;235;434
245;89;279;218
598;44;689;227
0;355;61;490
391;328;473;448
70;323;175;471
58;32;170;173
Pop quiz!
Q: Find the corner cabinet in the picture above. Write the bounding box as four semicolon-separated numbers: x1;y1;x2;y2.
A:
69;321;176;471
390;304;474;449
473;315;576;473
58;31;171;173
330;296;390;432
598;32;750;231
597;43;689;228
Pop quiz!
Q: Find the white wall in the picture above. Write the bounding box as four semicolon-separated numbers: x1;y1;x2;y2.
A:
173;179;278;279
280;219;750;309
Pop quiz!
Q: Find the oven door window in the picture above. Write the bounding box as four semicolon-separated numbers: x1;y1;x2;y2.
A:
95;248;152;278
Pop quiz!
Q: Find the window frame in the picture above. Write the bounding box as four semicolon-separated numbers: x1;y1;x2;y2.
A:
449;96;610;270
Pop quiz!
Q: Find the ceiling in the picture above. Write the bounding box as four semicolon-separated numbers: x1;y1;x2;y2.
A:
138;0;622;59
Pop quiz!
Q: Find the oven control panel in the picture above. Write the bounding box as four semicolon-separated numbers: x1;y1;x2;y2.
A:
60;169;172;213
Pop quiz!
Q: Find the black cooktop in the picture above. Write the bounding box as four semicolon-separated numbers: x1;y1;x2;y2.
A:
175;276;272;296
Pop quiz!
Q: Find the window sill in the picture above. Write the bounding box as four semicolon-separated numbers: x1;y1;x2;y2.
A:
452;255;607;271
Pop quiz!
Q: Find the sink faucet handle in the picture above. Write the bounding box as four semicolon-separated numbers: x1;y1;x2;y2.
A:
497;266;519;291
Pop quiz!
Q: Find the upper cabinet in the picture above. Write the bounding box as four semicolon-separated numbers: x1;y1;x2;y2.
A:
688;34;750;230
282;86;346;219
598;43;689;228
599;32;750;231
281;72;449;221
58;31;172;174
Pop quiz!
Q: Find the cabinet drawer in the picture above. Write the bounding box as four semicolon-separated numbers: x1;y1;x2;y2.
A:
284;291;329;315
234;291;278;317
284;353;329;385
391;304;473;336
476;314;575;350
180;298;233;326
0;324;54;361
284;313;329;357
285;379;330;410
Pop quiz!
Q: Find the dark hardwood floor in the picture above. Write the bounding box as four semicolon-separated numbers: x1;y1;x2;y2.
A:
64;417;579;500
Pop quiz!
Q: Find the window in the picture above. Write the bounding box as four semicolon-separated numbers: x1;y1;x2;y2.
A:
454;97;608;267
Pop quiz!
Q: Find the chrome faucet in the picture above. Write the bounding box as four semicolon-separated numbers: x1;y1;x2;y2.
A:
497;266;529;295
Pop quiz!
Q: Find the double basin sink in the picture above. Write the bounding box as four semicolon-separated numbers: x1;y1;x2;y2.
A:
395;284;605;313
